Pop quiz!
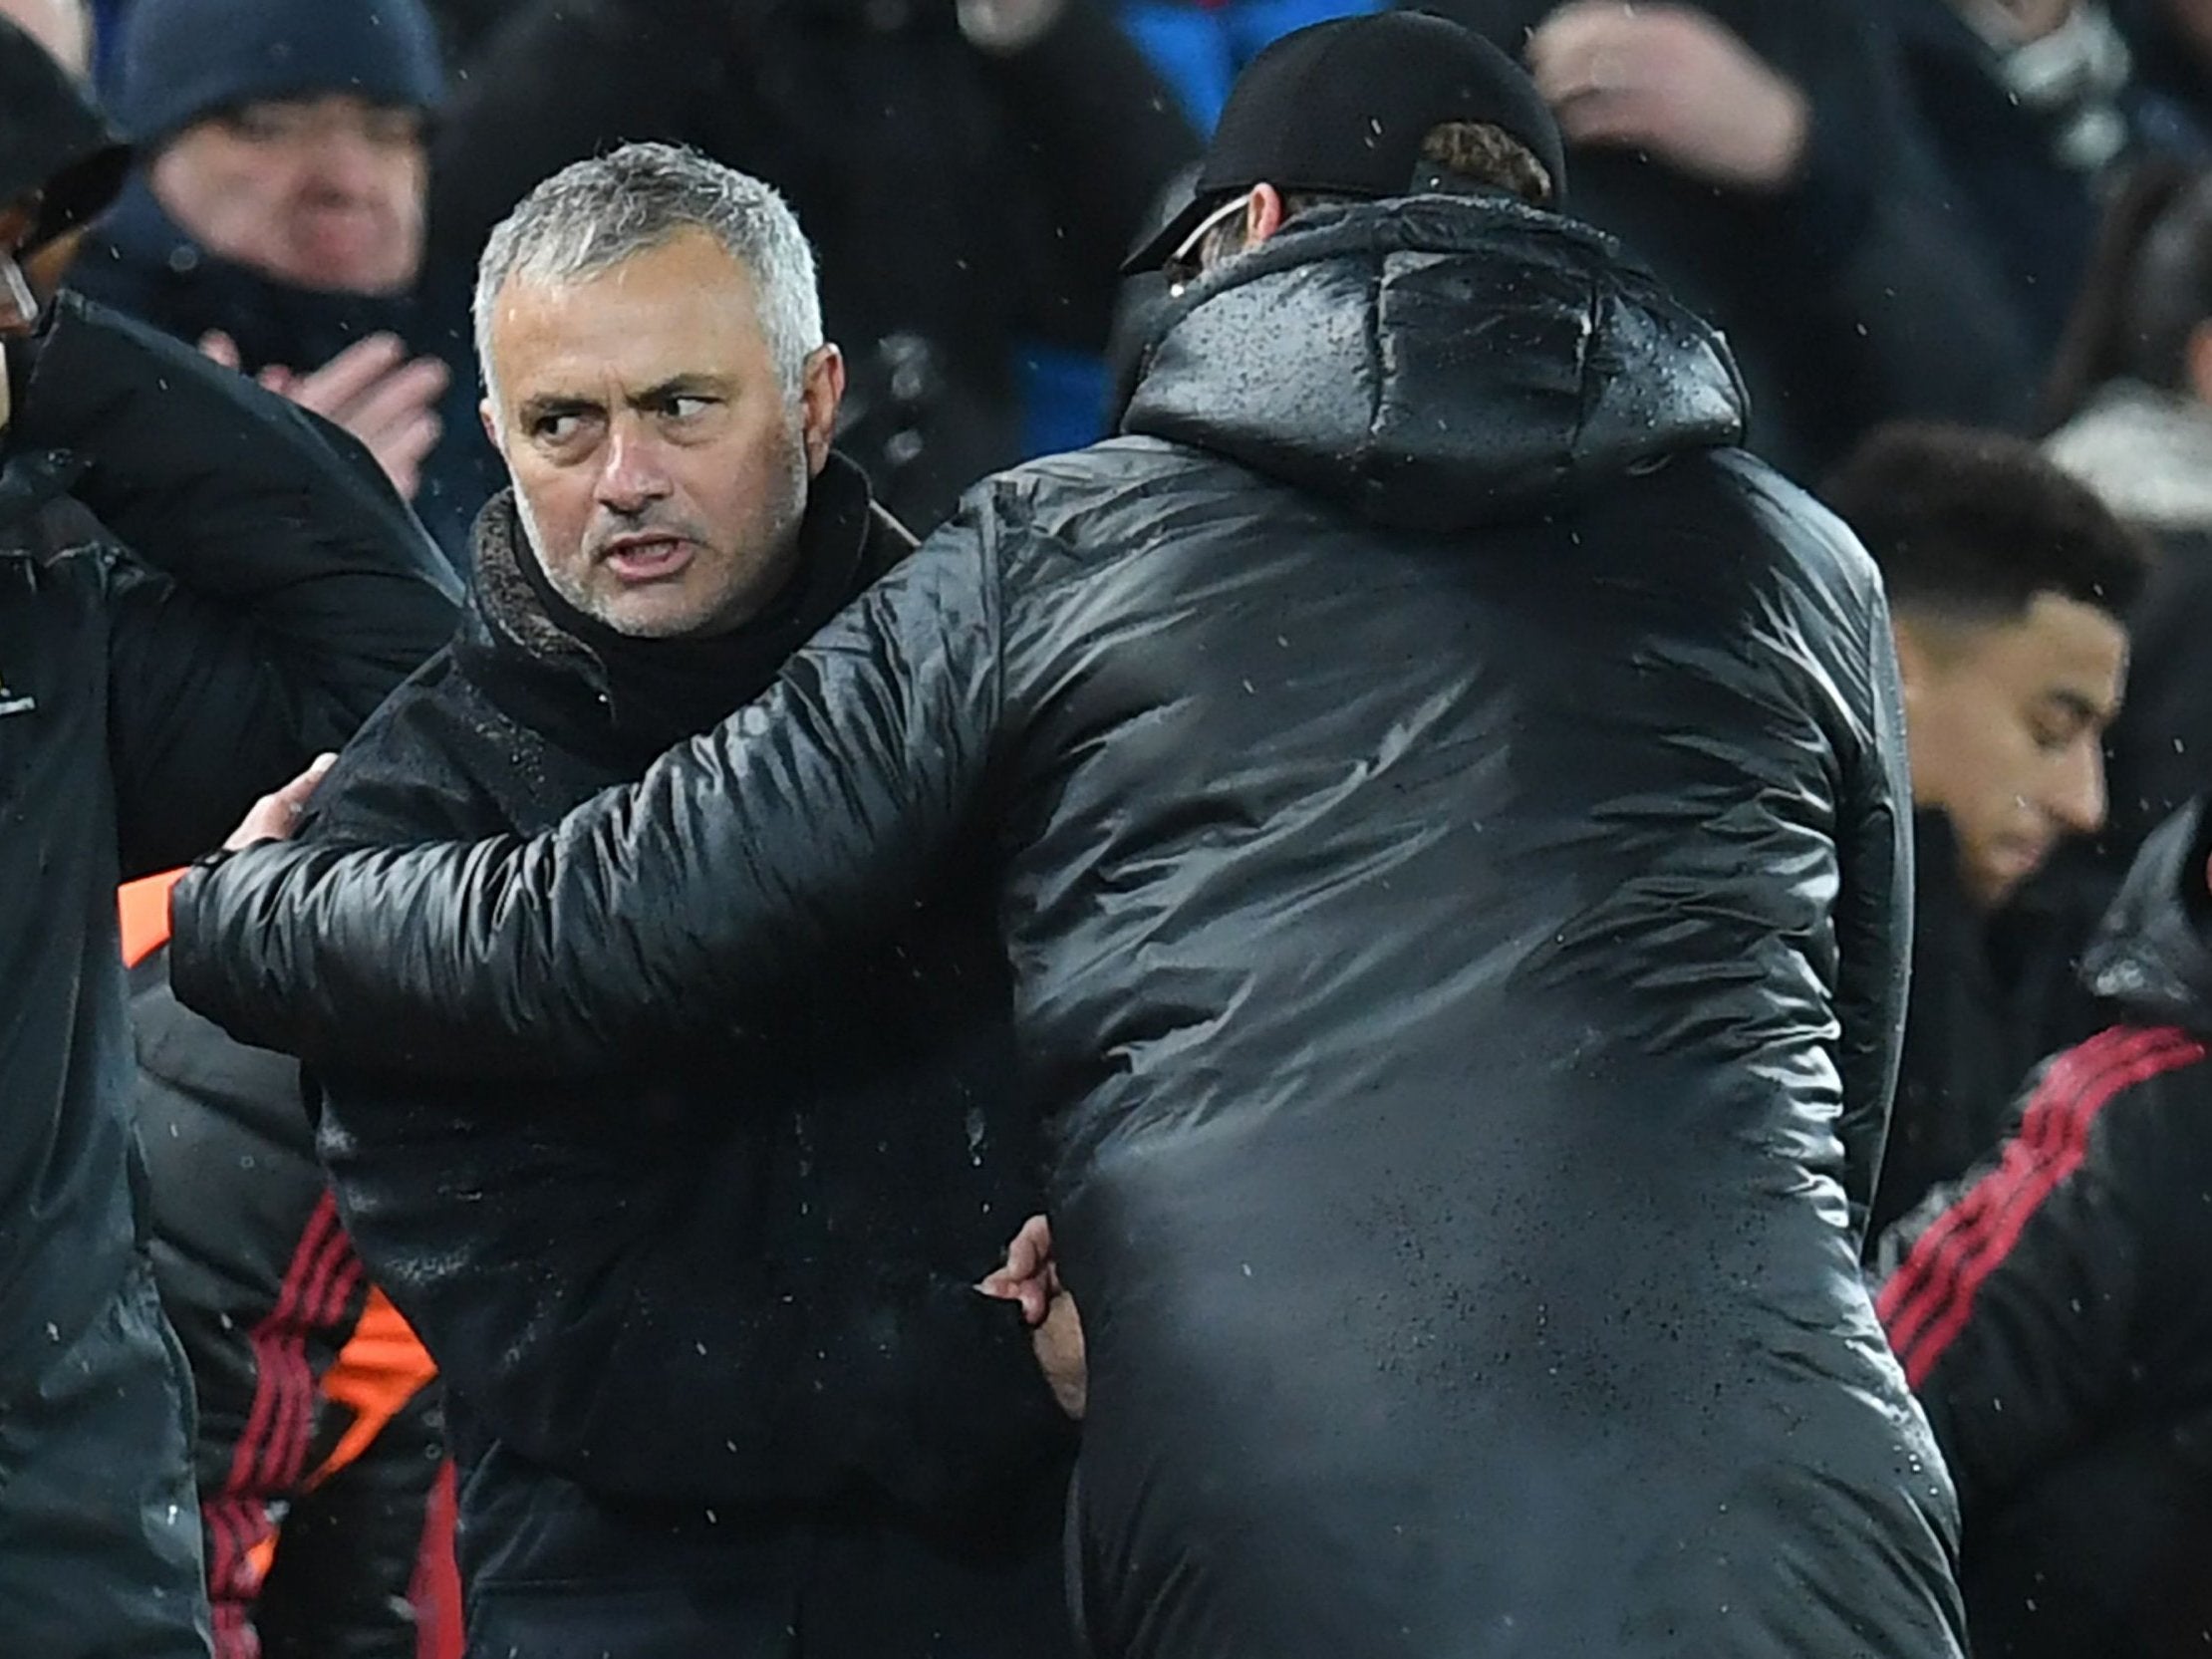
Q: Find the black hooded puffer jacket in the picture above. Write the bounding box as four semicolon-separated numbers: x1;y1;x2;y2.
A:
173;196;1962;1658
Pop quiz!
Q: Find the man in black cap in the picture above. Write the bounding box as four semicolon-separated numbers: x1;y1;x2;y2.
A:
174;14;1962;1656
0;20;455;1654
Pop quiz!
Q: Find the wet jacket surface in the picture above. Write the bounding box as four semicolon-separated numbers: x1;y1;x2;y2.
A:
287;457;1073;1658
174;197;1961;1657
0;295;453;1407
1876;802;2212;1657
0;296;450;1656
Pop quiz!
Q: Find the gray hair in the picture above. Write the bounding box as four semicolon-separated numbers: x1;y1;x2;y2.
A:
472;141;823;408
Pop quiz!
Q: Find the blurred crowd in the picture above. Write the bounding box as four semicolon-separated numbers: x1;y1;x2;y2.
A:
9;0;2212;1653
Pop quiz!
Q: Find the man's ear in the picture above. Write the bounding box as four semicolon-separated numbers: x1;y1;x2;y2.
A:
478;397;500;450
1244;182;1285;250
1890;615;1936;716
800;344;846;476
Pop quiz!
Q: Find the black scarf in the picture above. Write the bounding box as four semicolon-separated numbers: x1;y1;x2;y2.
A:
457;450;896;774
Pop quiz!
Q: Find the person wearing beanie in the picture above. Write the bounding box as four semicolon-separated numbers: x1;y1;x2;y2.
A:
173;15;1960;1655
0;15;456;1657
69;0;496;564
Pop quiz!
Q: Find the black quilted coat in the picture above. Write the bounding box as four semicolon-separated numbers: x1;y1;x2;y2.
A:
174;196;1963;1658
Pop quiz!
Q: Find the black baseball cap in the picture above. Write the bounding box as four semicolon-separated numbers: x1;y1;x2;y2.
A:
1122;11;1566;274
0;21;129;252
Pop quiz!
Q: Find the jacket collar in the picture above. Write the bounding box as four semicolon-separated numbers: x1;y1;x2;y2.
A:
454;451;908;772
2082;800;2212;1030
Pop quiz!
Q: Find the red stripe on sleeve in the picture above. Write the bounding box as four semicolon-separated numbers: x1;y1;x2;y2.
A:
1877;1024;2205;1389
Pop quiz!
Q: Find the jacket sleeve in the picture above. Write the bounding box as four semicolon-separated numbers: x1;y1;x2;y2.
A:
6;296;460;877
322;1073;1069;1512
1831;567;1915;1245
1873;1036;2212;1521
170;503;1009;1074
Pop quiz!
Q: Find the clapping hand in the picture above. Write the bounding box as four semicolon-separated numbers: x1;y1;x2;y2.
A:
201;331;448;501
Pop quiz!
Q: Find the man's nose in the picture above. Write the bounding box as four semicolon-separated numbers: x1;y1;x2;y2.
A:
596;420;674;514
303;127;387;199
2046;738;2108;838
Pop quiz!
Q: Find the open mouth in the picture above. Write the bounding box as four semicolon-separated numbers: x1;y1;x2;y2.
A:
601;535;694;584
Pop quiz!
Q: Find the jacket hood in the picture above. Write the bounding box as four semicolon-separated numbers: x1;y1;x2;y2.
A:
1120;194;1746;532
2046;380;2212;531
2081;798;2212;1029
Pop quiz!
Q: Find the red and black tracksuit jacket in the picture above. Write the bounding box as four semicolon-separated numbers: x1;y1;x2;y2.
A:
1875;802;2212;1655
125;872;446;1659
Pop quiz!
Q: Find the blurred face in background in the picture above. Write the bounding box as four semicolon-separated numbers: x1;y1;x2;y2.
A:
1894;592;2128;911
149;94;427;295
0;0;91;78
482;228;845;640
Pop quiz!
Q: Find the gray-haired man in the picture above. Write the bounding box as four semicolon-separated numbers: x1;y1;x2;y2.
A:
273;141;1074;1658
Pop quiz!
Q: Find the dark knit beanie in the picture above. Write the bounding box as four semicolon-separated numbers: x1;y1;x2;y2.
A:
115;0;444;145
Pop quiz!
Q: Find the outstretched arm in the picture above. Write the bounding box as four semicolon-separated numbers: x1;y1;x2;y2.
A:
169;508;1011;1075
